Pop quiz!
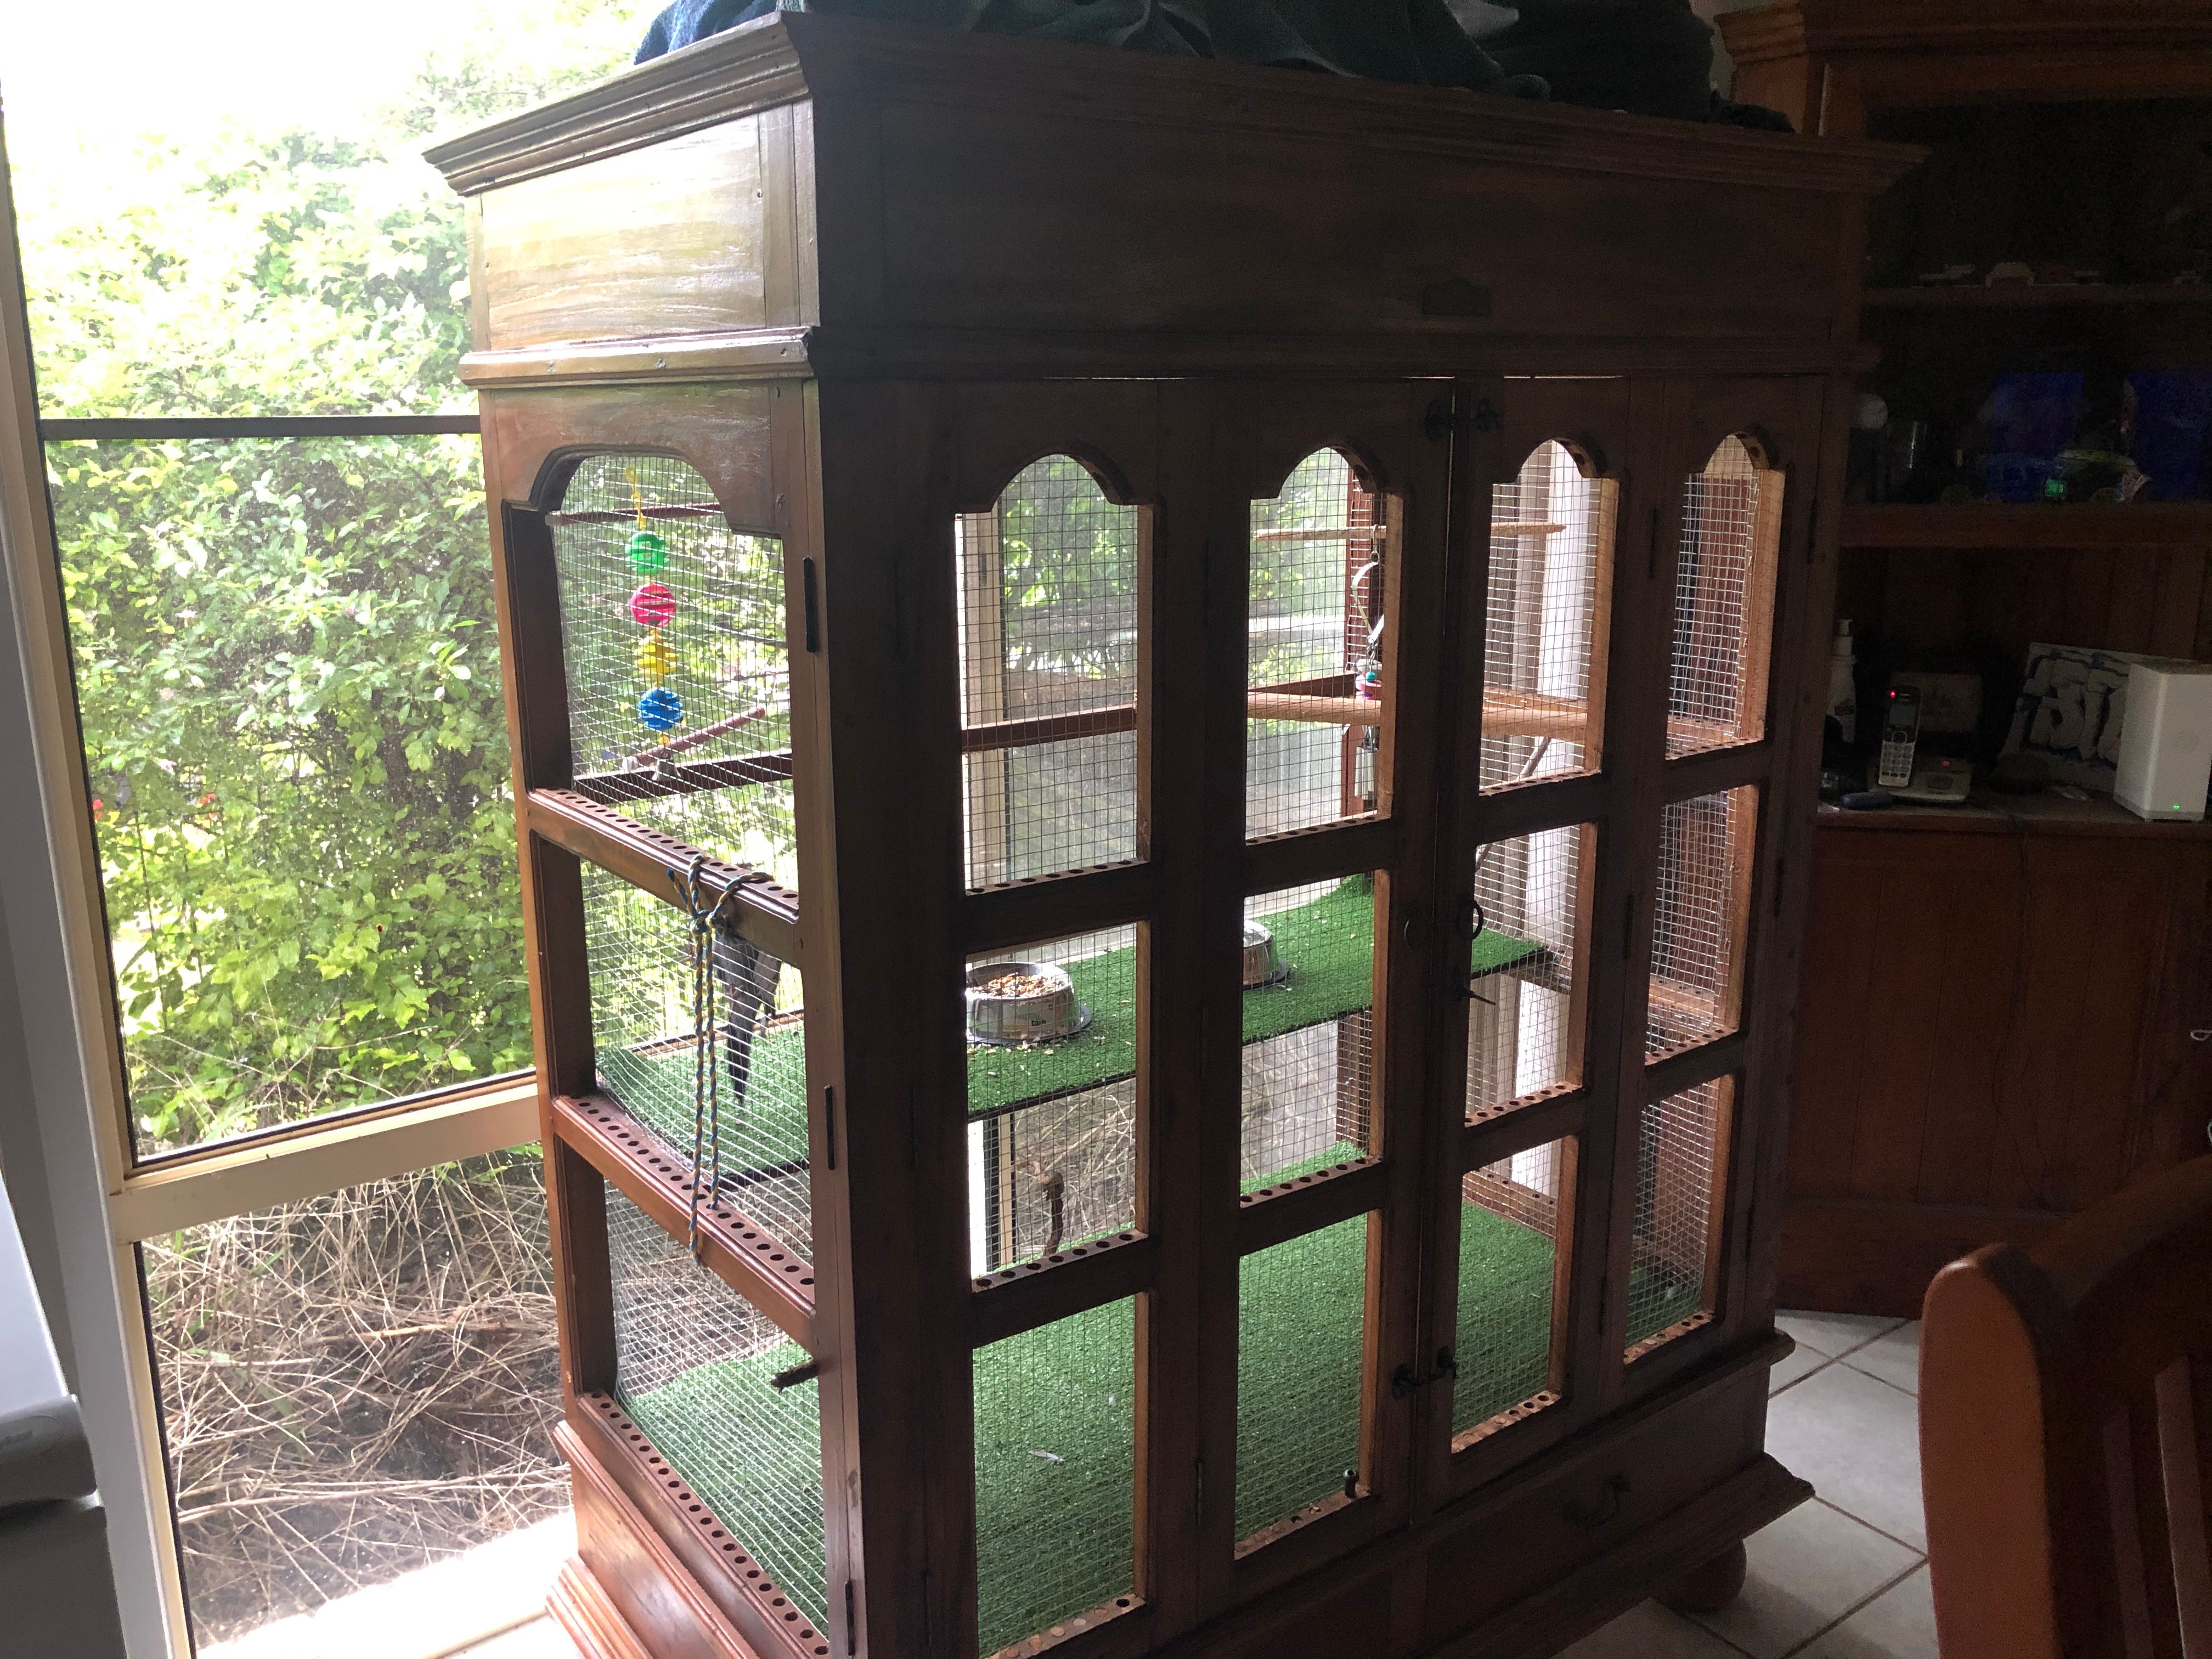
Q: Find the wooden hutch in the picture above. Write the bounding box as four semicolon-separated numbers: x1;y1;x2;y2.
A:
1721;0;2212;1316
429;16;1911;1658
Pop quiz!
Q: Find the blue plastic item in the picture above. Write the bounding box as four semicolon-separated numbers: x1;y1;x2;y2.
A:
2128;373;2212;502
1980;373;2085;462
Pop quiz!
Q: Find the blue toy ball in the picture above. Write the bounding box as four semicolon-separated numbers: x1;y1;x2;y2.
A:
637;686;684;732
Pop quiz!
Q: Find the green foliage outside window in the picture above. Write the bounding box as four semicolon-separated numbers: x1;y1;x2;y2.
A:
18;1;642;1152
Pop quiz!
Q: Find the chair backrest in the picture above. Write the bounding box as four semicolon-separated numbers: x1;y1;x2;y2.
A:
1922;1155;2212;1659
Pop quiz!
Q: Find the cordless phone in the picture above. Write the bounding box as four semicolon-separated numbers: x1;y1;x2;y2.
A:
1876;685;1922;790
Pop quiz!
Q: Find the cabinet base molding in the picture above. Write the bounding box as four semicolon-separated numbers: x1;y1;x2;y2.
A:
555;1343;1807;1659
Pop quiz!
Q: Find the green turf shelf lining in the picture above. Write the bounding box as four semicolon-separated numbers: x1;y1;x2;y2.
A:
1235;1216;1368;1539
625;1200;1573;1656
592;877;1544;1251
1450;1202;1560;1433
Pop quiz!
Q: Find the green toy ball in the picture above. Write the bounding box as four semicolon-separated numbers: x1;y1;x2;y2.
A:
627;528;669;574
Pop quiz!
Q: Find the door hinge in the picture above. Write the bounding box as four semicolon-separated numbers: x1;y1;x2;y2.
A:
1647;505;1662;581
845;1579;857;1657
802;556;821;652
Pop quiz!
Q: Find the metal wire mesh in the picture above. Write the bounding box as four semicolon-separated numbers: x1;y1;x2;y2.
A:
1666;437;1778;760
1647;788;1756;1059
550;454;797;887
1240;879;1377;1193
958;457;1141;890
1481;442;1613;792
1452;1137;1570;1444
1248;450;1385;839
1235;1213;1369;1545
604;1183;828;1632
1623;1078;1732;1357
1466;823;1593;1122
964;927;1139;1276
973;1297;1137;1657
582;862;812;1260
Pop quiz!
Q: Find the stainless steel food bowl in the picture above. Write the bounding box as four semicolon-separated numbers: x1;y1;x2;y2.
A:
964;960;1092;1046
1242;919;1290;989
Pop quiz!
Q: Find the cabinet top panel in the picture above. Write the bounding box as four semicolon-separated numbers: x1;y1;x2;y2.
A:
429;11;1918;380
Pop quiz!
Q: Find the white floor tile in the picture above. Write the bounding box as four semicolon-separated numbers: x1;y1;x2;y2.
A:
1842;1322;1921;1396
1776;1311;1903;1360
1768;1345;1829;1395
1684;1501;1922;1659
1764;1363;1926;1550
1558;1599;1748;1657
1797;1566;1937;1659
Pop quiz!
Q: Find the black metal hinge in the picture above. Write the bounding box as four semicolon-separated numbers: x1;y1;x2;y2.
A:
1425;397;1503;443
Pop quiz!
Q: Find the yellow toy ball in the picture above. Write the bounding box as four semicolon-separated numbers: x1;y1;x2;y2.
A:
634;633;678;682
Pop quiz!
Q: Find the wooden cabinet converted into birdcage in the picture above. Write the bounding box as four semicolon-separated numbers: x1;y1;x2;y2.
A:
427;18;1914;1659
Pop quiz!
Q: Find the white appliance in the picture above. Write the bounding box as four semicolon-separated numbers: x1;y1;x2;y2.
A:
2117;659;2212;823
0;1165;126;1658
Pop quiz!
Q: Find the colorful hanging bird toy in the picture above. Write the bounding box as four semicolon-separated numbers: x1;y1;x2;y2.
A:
627;466;684;748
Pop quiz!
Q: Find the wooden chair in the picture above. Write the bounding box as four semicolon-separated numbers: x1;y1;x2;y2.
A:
1921;1155;2212;1658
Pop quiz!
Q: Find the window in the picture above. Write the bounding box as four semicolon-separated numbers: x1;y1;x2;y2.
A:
0;2;644;1651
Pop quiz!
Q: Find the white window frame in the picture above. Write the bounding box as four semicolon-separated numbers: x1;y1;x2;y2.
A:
0;131;542;1659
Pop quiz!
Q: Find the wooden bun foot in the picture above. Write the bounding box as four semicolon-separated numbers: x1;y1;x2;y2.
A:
1660;1538;1749;1614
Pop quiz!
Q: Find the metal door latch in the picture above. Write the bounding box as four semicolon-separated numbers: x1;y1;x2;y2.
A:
1425;397;1503;442
1391;1349;1459;1398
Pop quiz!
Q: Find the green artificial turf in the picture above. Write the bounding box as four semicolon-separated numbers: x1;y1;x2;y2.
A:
623;1199;1563;1656
597;877;1545;1184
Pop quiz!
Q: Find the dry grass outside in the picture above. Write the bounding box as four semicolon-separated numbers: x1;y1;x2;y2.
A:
143;1149;565;1646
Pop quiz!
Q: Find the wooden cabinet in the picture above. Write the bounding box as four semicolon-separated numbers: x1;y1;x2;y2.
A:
1784;800;2212;1315
429;15;1909;1659
1717;1;2212;1316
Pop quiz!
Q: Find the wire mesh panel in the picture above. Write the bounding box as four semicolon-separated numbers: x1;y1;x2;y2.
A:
1235;1213;1370;1546
604;1184;828;1632
582;862;812;1260
1666;437;1780;760
973;1297;1137;1657
1466;824;1594;1123
963;927;1139;1276
550;454;797;887
1623;1078;1734;1359
958;457;1141;890
1481;442;1615;793
1453;1138;1572;1446
1647;788;1757;1059
1240;877;1378;1193
1248;450;1387;838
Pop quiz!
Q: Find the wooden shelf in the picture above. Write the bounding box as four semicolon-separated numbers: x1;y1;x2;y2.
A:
1816;791;2212;840
1863;284;2212;312
1840;503;2212;551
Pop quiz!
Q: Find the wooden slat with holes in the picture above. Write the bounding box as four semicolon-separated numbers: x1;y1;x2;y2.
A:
526;787;801;962
968;1229;1159;1348
567;1406;835;1659
554;1092;817;1350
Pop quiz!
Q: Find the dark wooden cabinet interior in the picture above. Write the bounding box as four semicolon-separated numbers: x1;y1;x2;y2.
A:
1722;0;2212;1317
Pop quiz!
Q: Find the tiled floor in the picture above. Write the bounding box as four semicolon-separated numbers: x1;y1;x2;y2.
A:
479;1313;1932;1659
1563;1312;1932;1659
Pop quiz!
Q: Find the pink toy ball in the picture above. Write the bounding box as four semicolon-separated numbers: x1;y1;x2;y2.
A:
629;582;677;629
